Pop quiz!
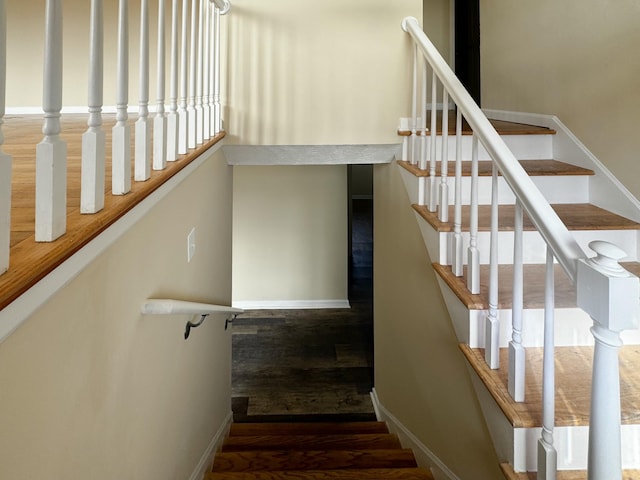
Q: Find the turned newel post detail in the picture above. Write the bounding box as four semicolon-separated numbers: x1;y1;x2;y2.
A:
0;0;11;273
577;240;640;480
36;0;67;242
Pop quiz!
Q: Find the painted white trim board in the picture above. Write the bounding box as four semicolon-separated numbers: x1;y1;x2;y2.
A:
370;388;461;480
0;141;226;344
188;411;233;480
232;300;350;310
223;145;401;166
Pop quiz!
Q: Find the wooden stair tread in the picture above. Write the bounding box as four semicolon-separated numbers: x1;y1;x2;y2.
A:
413;203;640;233
461;344;640;428
397;113;556;136
433;262;581;310
500;463;640;479
398;159;594;178
212;449;418;472
221;434;402;452
206;467;435;479
229;422;389;437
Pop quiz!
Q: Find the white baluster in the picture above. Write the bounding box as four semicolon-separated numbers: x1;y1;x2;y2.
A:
0;0;11;273
36;0;67;242
81;0;105;215
417;59;427;206
428;70;437;212
187;0;197;148
178;0;189;154
451;108;463;276
195;0;204;144
538;246;557;480
112;0;131;195
438;90;449;222
509;200;525;401
209;3;218;137
467;134;480;294
485;162;499;369
202;0;210;141
166;0;179;161
213;4;221;134
135;0;151;181
576;241;640;480
409;44;417;165
153;0;167;170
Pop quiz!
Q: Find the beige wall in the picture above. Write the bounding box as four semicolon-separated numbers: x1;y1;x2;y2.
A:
481;1;640;198
224;0;421;145
0;150;233;479
7;0;166;108
423;0;451;67
373;162;501;479
232;165;348;305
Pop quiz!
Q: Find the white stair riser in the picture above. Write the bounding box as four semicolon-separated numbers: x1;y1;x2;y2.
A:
399;162;590;206
439;277;640;348
403;133;554;162
435;229;639;265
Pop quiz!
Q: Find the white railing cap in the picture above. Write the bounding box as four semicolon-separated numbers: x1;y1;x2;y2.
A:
141;298;243;316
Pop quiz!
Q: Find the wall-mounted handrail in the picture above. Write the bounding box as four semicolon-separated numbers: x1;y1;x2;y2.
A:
141;298;243;316
141;299;243;339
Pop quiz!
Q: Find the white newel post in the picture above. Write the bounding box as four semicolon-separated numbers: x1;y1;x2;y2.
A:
153;0;167;170
81;0;105;214
113;0;131;195
187;0;197;149
0;0;11;273
135;0;151;181
576;241;640;480
178;0;189;154
36;0;67;242
166;0;179;161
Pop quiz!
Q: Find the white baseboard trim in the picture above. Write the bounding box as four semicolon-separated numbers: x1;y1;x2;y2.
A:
370;389;461;480
231;299;350;310
188;410;233;480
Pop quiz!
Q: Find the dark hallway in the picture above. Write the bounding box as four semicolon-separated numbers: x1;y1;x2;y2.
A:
231;197;374;422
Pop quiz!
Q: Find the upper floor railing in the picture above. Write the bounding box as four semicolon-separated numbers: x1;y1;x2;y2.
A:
0;0;230;276
401;16;639;480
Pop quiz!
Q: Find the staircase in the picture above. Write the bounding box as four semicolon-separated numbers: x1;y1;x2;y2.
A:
397;115;640;479
206;421;434;479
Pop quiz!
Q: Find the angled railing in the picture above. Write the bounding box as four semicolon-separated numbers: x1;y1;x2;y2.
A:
0;0;231;273
402;16;639;479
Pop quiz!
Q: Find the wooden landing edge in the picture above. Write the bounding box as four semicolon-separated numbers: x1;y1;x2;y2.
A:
501;462;640;480
0;133;225;313
459;344;535;428
433;263;486;309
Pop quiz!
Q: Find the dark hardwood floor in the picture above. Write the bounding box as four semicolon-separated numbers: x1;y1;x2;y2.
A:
231;199;374;423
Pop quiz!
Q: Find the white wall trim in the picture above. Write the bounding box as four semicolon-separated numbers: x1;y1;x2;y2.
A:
7;105;158;115
223;145;400;166
370;388;462;480
188;410;233;480
0;141;226;344
231;299;350;310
